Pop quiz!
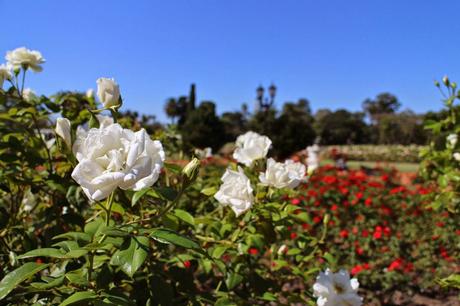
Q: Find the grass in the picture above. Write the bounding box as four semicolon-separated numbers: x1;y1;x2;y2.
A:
321;159;419;173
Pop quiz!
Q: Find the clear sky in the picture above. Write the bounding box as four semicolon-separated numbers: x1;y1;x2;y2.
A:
2;0;460;121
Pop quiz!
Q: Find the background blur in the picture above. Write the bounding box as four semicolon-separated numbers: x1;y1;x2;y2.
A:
2;0;460;122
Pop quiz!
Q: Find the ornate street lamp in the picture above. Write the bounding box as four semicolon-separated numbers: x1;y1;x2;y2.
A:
256;83;276;111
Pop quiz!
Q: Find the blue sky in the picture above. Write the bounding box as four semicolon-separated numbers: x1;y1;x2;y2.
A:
2;0;460;121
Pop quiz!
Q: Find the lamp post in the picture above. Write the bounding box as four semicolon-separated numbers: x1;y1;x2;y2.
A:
256;84;276;111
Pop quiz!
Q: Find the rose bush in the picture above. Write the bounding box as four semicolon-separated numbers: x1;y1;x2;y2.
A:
0;47;343;305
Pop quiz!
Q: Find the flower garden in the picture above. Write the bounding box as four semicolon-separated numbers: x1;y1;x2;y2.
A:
0;47;458;306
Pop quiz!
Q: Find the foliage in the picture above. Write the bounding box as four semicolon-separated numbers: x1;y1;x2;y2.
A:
362;92;401;124
249;100;316;158
376;111;426;145
314;109;370;145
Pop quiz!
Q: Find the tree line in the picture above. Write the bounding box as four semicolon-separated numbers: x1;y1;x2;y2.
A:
157;84;433;158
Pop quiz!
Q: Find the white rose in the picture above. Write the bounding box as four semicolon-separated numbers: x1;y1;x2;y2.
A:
97;77;120;108
0;64;12;88
214;167;254;217
5;47;45;72
259;158;305;189
233;131;271;166
447;134;458;147
454;152;460;161
55;118;72;148
71;123;165;201
313;269;362;306
96;114;114;128
22;88;37;102
86;88;94;99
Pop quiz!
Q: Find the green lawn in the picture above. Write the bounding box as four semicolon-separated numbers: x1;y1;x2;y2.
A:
321;159;419;173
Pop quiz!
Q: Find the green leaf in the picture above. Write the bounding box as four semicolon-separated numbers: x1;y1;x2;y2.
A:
215;297;237;306
173;209;195;226
261;292;277;301
59;291;98;306
110;236;149;277
101;227;130;238
164;163;182;174
131;188;150;207
53;232;91;243
201;186;217;196
17;248;65;259
211;246;227;259
84;218;106;237
153;187;178;201
65;270;88;286
100;292;134;306
0;262;49;300
149;229;201;251
64;249;88;258
31;275;65;290
225;272;243;290
323;252;336;268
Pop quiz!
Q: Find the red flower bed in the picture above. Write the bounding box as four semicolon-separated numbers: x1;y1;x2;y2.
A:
295;166;458;295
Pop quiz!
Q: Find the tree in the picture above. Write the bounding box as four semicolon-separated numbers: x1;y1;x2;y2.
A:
273;100;316;158
181;101;226;150
221;111;247;143
248;99;315;158
363;93;401;123
377;110;427;145
315;109;370;145
164;98;179;124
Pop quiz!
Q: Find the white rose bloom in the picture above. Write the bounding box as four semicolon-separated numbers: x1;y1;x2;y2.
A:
86;88;94;99
71;123;165;201
313;269;363;306
55;118;72;148
5;47;45;72
447;134;458;147
96;77;120;108
96;114;114;128
233;131;271;166
454;152;460;161
0;64;12;88
22;88;37;102
214;167;254;217
259;158;305;189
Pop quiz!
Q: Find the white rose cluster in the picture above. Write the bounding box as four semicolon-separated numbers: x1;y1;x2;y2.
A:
214;131;307;217
313;269;362;306
233;131;271;166
259;158;305;189
71;122;165;201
